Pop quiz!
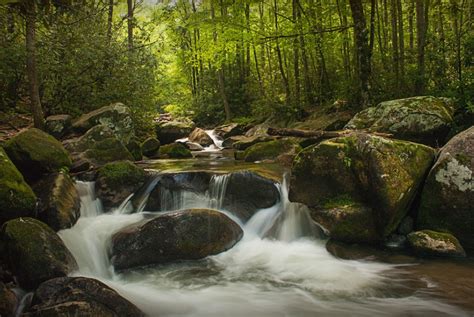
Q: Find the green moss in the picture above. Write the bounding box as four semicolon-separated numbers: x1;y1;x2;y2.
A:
126;139;142;161
97;161;146;189
141;137;160;157
84;138;134;165
158;143;192;159
244;139;301;162
322;195;360;209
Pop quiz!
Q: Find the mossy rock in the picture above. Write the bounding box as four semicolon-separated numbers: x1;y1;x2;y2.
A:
158;143;192;159
417;126;474;249
243;138;301;162
0;148;37;224
232;135;274;151
407;230;466;258
67;124;115;153
4;128;72;181
83;137;134;166
126;139;142;161
45;114;72;139
141;137;160;157
289;132;435;242
96;161;147;210
345;96;455;146
155;120;194;145
0;217;77;289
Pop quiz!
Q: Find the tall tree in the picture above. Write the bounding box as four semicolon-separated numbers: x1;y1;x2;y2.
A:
127;0;134;50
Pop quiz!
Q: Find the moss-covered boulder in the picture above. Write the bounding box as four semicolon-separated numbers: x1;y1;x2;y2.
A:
66;124;115;153
45;114;72;139
289;132;435;243
0;218;77;289
155;120;194;145
243;138;301;163
188;128;214;147
96;161;147;210
232;135;274;151
407;230;466;258
125;138;142;161
32;172;80;231
345;96;455;146
24;277;144;317
417;126;474;249
141;137;160;157
158;143;192;159
83;137;134;166
0;148;37;224
4;128;72;181
215;123;251;139
72;103;134;143
111;208;243;270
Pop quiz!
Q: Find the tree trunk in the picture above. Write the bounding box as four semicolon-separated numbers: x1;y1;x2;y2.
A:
391;0;400;90
107;0;114;41
25;0;45;130
274;0;291;102
397;0;405;82
415;0;429;94
127;0;134;50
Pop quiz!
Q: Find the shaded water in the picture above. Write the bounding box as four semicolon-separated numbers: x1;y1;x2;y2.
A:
59;168;474;317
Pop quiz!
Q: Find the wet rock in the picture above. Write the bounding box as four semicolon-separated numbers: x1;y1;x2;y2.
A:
45;114;72;139
158;143;192;159
290;132;435;243
72;103;134;143
185;141;204;151
96;161;147;210
243;138;301;163
141;137;160;157
111;208;243;270
3;128;72;181
345;96;455;146
125;138;142;161
24;277;143;317
397;216;414;236
0;218;77;289
232;135;274;151
83;137;134;166
32;172;80;231
0;282;17;317
0;148;37;224
64;124;115;153
407;230;466;258
155;120;194;145
417;126;474;249
215;123;251;139
188;128;214;147
245;123;269;137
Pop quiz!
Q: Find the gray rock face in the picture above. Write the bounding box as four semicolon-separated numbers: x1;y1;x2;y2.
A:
45;114;72;139
407;230;466;258
24;277;144;317
417;126;474;249
345;96;455;146
155;120;194;144
111;209;243;270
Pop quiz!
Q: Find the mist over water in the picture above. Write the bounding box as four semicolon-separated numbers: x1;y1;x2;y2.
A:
59;177;471;317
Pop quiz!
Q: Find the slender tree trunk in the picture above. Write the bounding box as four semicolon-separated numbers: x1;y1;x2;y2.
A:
293;0;301;106
397;0;405;81
25;1;45;130
273;0;291;102
415;0;429;94
107;0;114;41
409;0;415;51
127;0;134;50
391;0;400;90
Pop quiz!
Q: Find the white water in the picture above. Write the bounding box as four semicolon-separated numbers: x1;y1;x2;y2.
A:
58;178;469;317
204;129;224;151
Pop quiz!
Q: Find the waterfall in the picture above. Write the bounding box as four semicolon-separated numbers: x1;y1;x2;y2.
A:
204;129;224;151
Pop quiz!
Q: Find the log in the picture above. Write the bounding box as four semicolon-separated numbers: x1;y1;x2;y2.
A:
267;127;392;139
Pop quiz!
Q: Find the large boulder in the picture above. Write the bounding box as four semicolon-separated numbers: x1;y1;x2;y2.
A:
215;123;250;139
158;143;192;159
24;277;143;317
155;120;194;145
345;96;455;146
232;135;274;151
245;123;269;137
45;114;72;139
96;161;147;210
289;133;435;243
417;126;474;249
242;138;301;163
72;103;134;142
0;148;37;224
125;138;142;161
83;138;135;166
188;128;214;147
111;209;243;270
407;230;466;258
4;128;72;181
66;124;115;153
0;218;77;289
32;172;80;231
141;137;160;158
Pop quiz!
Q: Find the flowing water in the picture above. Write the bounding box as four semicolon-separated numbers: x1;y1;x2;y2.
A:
58;169;474;317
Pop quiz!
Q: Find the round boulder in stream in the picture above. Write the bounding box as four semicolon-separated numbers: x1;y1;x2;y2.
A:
111;208;243;270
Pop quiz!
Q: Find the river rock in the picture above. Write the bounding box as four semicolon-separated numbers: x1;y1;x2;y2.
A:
245;123;269;137
289;132;435;243
188;128;214;147
111;208;243;270
83;137;135;166
155;120;194;144
233;135;274;151
243;138;301;163
215;123;250;139
0;282;17;317
417;126;474;249
24;277;143;317
345;96;455;146
158;143;192;158
0;148;37;224
96;161;147;210
72;103;134;143
4;128;72;181
141;137;161;157
407;230;466;258
185;141;205;151
32;172;80;231
125;138;142;161
0;218;77;289
64;124;115;153
45;114;72;139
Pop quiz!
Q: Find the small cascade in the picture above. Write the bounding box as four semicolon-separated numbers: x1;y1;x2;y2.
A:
115;173;162;215
75;181;102;217
204;129;224;151
208;174;230;209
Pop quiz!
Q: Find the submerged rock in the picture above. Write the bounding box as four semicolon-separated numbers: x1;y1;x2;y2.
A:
96;161;147;210
407;230;466;258
155;120;194;144
243;138;301;163
158;143;192;159
45;114;72;139
32;172;80;231
0;217;77;289
289;132;435;243
141;137;161;157
417;126;474;249
345;96;455;146
0;148;37;224
188;128;214;147
4;128;72;181
24;277;143;317
111;208;243;270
